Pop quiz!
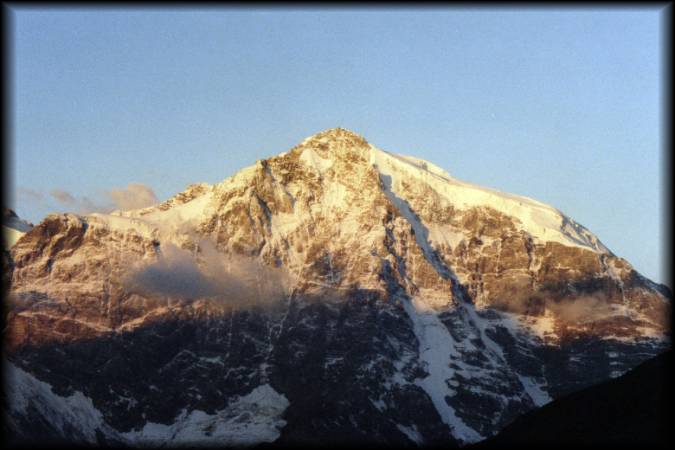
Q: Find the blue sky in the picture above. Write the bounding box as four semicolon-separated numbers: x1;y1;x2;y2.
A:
9;7;667;285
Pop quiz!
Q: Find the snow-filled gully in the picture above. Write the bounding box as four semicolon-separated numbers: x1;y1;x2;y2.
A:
378;164;552;443
401;296;484;444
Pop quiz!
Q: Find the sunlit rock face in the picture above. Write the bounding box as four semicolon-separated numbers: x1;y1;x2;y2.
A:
4;128;670;447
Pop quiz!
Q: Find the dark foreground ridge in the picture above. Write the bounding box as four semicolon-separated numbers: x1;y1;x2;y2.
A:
473;350;672;449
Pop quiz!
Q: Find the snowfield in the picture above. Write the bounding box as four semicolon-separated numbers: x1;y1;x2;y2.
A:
123;384;290;447
5;361;290;447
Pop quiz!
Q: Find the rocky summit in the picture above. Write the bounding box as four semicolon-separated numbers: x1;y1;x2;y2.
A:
3;128;670;447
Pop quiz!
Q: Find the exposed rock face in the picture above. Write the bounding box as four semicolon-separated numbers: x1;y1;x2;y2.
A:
4;128;670;446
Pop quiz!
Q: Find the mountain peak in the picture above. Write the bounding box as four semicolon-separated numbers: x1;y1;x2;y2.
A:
301;127;369;148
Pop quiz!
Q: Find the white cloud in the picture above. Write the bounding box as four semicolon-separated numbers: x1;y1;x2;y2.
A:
123;239;293;308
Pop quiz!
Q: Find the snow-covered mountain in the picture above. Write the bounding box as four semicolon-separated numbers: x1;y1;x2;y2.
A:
4;128;670;447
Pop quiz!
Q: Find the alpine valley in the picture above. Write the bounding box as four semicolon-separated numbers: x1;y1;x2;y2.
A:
2;128;670;447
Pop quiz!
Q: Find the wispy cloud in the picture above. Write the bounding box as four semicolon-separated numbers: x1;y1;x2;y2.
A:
49;182;159;214
80;196;112;214
17;187;45;205
107;183;159;210
50;188;111;214
50;189;76;205
547;294;614;323
123;239;294;308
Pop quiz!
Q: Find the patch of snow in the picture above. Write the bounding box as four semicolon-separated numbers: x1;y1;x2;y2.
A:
198;356;225;366
459;304;553;407
299;147;334;173
4;361;118;444
87;214;158;240
3;210;32;248
401;296;484;444
142;191;216;229
459;301;505;361
370;398;386;412
391;153;453;180
4;215;33;233
427;224;466;251
515;374;552;407
497;311;557;341
324;356;344;369
123;384;289;447
368;144;609;254
85;190;219;252
378;171;450;280
396;423;424;446
3;225;26;249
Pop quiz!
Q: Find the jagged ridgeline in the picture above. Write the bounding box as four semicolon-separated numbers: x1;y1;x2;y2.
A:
4;128;670;447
